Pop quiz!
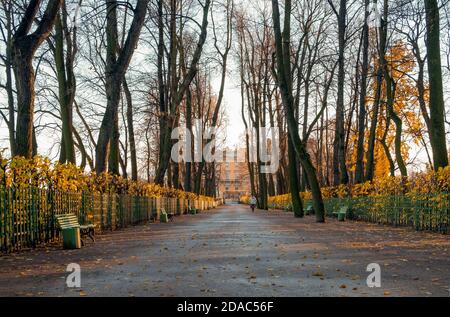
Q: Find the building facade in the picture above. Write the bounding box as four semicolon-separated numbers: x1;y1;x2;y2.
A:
216;148;251;201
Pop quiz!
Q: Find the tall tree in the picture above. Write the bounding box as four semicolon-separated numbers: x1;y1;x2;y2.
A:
12;0;62;158
0;0;16;156
355;0;370;183
236;13;257;199
328;0;349;185
52;0;80;164
193;0;233;194
424;0;449;169
379;0;407;177
271;0;325;222
155;0;211;185
123;78;137;181
365;67;383;181
95;0;149;175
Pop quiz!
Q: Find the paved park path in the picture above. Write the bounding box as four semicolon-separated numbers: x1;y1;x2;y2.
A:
0;204;449;297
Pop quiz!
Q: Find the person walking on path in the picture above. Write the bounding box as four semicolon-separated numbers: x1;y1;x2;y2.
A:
250;196;257;212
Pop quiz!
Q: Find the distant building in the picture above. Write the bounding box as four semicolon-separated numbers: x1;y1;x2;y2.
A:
216;148;251;201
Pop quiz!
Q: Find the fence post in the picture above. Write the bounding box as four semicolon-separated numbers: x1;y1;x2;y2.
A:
177;198;182;216
0;186;3;252
156;197;161;220
30;187;36;247
147;196;151;221
48;187;55;241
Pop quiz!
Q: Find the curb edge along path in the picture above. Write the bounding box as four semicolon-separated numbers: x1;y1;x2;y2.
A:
0;204;449;297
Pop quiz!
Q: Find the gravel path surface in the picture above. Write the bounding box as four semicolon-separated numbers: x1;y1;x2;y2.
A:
0;204;448;297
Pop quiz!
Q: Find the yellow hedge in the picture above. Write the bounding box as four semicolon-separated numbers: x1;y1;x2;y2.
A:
0;156;213;201
260;167;450;206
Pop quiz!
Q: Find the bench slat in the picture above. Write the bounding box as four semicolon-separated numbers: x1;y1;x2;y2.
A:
80;224;95;229
56;214;80;229
58;222;79;226
60;226;80;229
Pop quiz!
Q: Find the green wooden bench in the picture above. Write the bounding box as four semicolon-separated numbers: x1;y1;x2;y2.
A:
160;209;175;223
167;209;175;221
189;207;198;215
284;203;293;212
55;214;95;249
306;205;314;215
333;206;349;222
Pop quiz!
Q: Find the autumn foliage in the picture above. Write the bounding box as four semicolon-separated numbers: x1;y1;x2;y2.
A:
240;167;450;208
0;156;213;202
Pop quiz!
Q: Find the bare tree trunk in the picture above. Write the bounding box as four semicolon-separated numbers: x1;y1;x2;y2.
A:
54;6;76;164
191;0;232;193
240;69;256;197
330;0;349;185
288;135;304;217
184;89;193;192
381;116;395;177
108;105;120;175
73;127;93;170
13;0;62;158
355;0;370;184
155;0;211;185
272;0;325;222
156;0;167;183
2;0;16;156
424;0;449;169
123;78;137;181
254;98;268;210
145;126;152;182
365;68;382;181
379;0;407;177
32;126;38;156
95;0;149;175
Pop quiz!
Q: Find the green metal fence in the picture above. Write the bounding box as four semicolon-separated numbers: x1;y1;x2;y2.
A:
303;193;449;233
0;186;214;254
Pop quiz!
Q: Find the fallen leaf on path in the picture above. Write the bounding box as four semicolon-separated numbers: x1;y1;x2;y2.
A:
312;271;324;277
